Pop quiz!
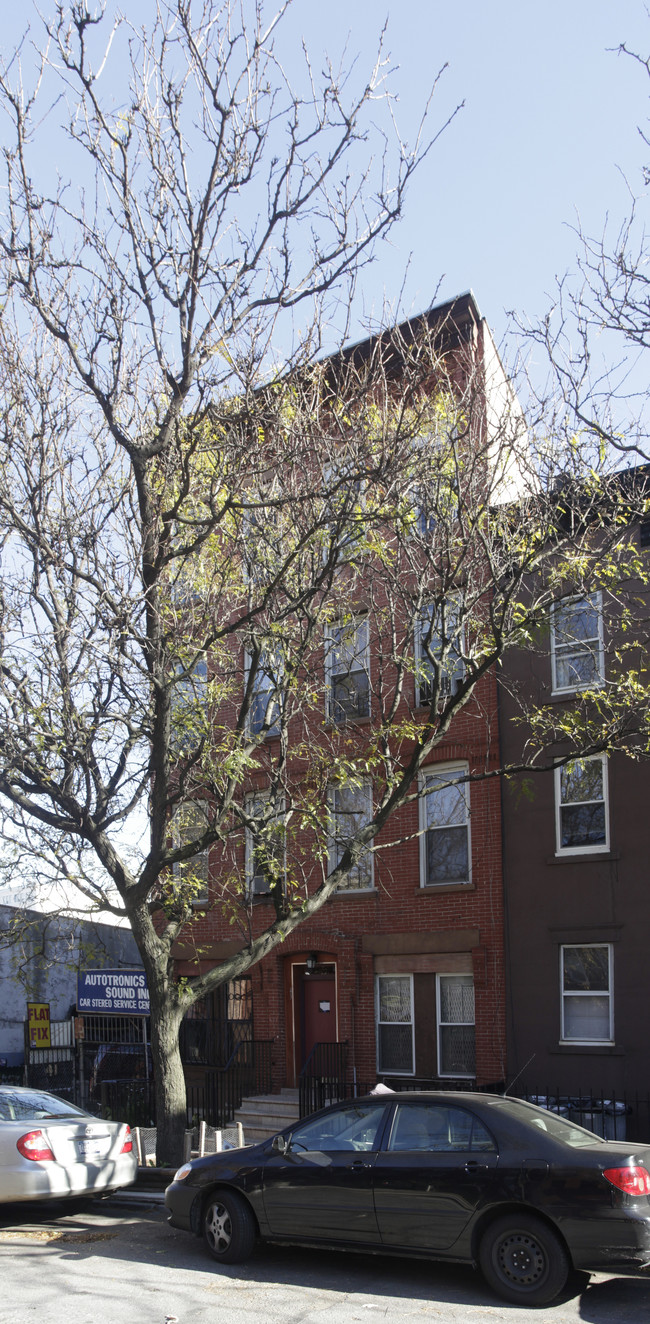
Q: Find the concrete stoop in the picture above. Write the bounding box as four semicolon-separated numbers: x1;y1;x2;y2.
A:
233;1087;300;1144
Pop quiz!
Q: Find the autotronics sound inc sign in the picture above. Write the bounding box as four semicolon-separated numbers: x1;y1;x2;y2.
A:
77;969;150;1015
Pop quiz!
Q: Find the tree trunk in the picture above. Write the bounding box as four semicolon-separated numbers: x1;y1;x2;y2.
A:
149;991;186;1167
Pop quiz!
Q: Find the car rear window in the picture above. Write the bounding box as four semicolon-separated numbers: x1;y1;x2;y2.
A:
388;1103;496;1153
494;1098;606;1148
0;1090;87;1122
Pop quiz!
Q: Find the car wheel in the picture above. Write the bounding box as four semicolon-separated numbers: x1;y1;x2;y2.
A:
479;1213;570;1306
202;1189;256;1264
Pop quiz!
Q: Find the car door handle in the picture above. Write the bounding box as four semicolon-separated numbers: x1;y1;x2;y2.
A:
351;1159;370;1170
464;1161;489;1173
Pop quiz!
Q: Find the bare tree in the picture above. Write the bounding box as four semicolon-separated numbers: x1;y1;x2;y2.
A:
0;3;648;1164
519;39;650;464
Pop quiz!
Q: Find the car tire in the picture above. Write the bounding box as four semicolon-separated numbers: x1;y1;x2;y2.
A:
479;1212;570;1306
202;1188;257;1264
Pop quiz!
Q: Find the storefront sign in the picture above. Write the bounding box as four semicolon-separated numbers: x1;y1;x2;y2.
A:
27;1002;51;1048
77;969;150;1015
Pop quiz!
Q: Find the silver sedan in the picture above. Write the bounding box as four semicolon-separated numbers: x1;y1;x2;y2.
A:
0;1085;137;1202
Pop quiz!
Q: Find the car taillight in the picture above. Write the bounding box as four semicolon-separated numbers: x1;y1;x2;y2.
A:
120;1126;133;1154
17;1130;55;1162
603;1166;650;1197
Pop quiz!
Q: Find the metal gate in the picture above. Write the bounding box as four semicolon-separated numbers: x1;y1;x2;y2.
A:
180;977;253;1068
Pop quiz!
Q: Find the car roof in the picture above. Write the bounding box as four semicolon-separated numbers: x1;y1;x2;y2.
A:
354;1091;505;1104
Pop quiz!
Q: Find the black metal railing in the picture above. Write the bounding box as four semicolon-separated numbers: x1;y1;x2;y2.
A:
98;1078;156;1128
186;1039;273;1129
513;1087;650;1144
299;1041;349;1116
298;1071;650;1143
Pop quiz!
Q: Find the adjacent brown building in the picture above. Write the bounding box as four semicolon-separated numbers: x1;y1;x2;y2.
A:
499;524;650;1108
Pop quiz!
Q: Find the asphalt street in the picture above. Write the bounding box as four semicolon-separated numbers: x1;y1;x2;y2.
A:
0;1194;649;1324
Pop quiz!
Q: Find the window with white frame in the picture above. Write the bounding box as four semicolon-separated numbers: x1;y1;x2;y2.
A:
170;654;208;753
245;648;282;737
242;479;283;584
323;461;365;562
172;801;210;906
325;617;370;723
329;780;373;890
420;765;471;886
561;944;613;1043
551;593;604;693
375;974;414;1074
437;974;476;1077
244;792;285;898
415;598;464;705
555;756;608;853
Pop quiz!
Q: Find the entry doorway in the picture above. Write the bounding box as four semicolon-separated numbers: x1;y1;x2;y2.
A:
286;955;338;1086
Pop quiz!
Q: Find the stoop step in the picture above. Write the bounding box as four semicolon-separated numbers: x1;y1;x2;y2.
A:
233;1087;300;1144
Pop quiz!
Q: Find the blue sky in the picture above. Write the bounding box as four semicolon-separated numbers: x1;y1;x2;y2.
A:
1;1;648;908
3;1;649;354
282;0;650;357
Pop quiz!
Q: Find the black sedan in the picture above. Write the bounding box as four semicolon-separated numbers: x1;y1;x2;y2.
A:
165;1091;650;1306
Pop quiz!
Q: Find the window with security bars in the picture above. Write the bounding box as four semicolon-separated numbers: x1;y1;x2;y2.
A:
420;766;470;885
415;599;464;705
375;974;414;1074
437;974;475;1077
551;593;604;693
561;945;613;1043
325;617;370;722
245;793;285;897
172;801;210;906
170;654;208;753
245;649;282;737
329;781;373;890
555;756;608;853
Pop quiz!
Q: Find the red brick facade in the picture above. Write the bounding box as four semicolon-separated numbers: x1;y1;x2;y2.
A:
174;295;509;1094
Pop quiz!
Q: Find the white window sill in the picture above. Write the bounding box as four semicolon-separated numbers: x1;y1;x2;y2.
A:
551;683;604;699
558;1039;614;1049
333;886;378;897
437;1073;476;1080
417;882;474;894
547;850;618;864
554;847;610;859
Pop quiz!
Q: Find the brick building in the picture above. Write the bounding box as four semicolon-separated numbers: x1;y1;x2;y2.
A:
499;511;650;1104
173;293;522;1102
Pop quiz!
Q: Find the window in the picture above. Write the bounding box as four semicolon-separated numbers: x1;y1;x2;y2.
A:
375;975;414;1074
329;780;373;890
242;480;283;585
437;974;476;1077
419;765;470;886
555;755;608;853
245;792;285;898
172;801;210;906
245;648;282;737
286;1102;388;1153
170;654;208;752
415;599;464;705
388;1101;494;1152
551;593;604;693
325;617;370;723
561;945;613;1043
322;461;365;563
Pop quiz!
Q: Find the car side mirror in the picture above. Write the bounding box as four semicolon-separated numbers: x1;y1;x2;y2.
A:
272;1132;290;1154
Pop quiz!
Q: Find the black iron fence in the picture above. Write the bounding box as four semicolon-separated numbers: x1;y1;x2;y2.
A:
97;1078;156;1128
186;1039;273;1129
92;1039;273;1131
299;1040;349;1116
298;1049;650;1145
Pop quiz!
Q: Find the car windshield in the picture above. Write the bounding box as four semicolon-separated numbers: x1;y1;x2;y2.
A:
0;1089;88;1122
494;1098;606;1148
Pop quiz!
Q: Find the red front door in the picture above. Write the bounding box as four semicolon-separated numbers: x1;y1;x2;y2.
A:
288;958;337;1082
302;974;337;1063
